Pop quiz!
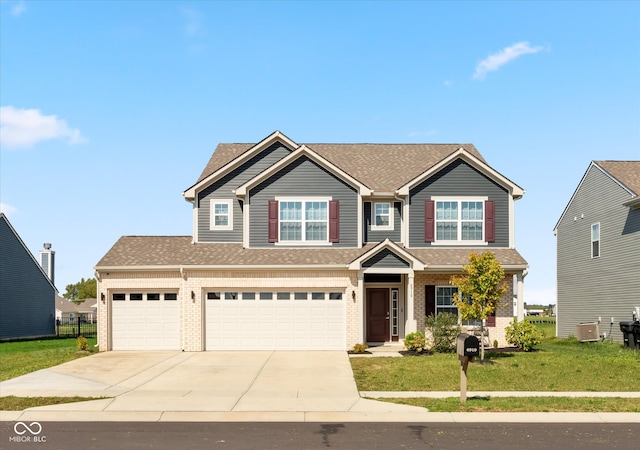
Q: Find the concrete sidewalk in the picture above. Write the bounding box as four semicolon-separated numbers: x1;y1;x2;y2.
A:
1;351;638;423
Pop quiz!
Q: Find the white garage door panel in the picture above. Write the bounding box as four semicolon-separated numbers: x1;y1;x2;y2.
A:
206;291;345;350
112;295;179;351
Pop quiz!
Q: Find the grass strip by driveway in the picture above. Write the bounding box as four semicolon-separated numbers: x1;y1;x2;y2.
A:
351;338;640;392
381;396;640;413
0;396;109;411
0;337;98;382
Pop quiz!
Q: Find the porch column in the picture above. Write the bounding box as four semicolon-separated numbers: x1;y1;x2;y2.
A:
516;272;525;322
357;271;365;343
406;272;416;333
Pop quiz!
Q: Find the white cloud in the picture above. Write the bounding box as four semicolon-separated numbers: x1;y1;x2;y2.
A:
0;106;87;149
11;0;27;17
181;7;203;37
0;203;18;216
473;41;544;80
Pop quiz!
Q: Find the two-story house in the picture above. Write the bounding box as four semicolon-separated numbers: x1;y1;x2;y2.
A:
554;160;640;343
95;131;528;351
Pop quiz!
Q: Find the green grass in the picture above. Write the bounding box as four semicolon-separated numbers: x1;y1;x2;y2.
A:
351;337;640;392
0;396;106;411
382;396;640;412
0;337;98;382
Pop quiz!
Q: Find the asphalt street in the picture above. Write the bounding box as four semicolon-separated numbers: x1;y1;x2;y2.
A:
3;422;639;450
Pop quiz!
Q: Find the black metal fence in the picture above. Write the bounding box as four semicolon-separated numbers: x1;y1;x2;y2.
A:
55;316;97;338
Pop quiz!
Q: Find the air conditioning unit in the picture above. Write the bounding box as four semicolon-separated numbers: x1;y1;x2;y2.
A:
576;323;600;342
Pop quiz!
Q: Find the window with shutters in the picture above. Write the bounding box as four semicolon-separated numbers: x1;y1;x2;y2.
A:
273;197;338;244
429;197;489;244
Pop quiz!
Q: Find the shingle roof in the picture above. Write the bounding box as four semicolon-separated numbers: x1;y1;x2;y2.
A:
595;161;640;196
196;142;485;192
95;236;527;269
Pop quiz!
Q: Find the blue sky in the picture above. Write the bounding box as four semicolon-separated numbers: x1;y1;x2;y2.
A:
1;1;639;304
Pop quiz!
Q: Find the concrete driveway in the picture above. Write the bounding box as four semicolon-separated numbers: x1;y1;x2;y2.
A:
0;350;424;420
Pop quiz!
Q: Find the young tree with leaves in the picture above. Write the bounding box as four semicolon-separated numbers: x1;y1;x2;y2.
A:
450;252;507;360
64;277;97;304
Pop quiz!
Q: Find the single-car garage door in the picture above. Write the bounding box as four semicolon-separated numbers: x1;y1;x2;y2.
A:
205;290;345;350
111;292;180;350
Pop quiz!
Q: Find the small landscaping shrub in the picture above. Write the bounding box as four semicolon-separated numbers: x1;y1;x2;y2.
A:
76;336;89;351
404;332;427;353
505;320;543;351
425;313;461;353
352;343;369;353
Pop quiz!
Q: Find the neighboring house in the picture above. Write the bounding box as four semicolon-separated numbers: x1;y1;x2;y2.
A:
0;213;56;340
95;131;528;351
56;296;97;322
554;160;640;343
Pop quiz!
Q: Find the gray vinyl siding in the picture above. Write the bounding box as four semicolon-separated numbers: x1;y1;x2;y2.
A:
249;155;358;247
364;201;402;243
362;249;410;268
408;159;510;248
197;143;292;242
0;217;55;340
556;165;640;344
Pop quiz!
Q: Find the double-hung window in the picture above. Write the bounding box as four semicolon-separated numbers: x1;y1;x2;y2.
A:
433;197;486;243
278;198;328;243
436;286;459;316
591;223;600;258
372;202;393;230
210;199;233;230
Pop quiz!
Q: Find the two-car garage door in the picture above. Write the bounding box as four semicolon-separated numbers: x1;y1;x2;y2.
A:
205;290;346;350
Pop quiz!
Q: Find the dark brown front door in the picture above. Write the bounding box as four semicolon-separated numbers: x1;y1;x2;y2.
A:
366;288;390;342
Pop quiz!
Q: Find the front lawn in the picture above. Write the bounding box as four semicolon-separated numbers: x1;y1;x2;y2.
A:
350;337;640;392
0;337;98;382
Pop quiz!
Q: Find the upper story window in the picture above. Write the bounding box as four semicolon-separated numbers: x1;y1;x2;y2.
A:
428;197;490;244
277;198;329;243
268;198;339;244
372;202;393;230
210;199;233;230
591;223;600;258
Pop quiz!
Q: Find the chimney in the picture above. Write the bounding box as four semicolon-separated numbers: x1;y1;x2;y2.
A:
39;243;55;285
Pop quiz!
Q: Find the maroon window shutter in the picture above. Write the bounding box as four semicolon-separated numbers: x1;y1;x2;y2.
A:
424;200;435;242
425;285;436;317
268;200;278;243
329;200;339;243
485;200;495;242
486;314;496;327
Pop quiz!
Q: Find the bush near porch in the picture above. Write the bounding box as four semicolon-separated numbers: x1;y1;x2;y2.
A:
350;335;640;392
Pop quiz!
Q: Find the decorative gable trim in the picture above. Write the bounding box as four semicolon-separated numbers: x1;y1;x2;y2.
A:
348;238;425;271
235;145;372;197
396;148;525;199
183;130;299;200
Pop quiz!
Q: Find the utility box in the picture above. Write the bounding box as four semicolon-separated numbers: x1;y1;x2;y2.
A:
575;323;600;342
457;333;480;359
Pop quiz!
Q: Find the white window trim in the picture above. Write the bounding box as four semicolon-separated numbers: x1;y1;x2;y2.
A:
275;196;332;245
210;199;233;231
371;202;394;231
591;222;600;258
431;196;488;245
435;286;459;316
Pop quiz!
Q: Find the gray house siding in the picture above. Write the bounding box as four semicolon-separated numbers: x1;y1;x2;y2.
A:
197;143;292;242
363;201;402;244
0;216;55;340
362;249;410;268
556;166;640;344
408;159;510;248
249;156;358;247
